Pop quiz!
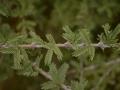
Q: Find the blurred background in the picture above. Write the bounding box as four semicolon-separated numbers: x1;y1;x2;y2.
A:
0;0;120;90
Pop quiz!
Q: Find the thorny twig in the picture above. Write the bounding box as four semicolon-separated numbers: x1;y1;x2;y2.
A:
0;42;117;49
0;42;120;90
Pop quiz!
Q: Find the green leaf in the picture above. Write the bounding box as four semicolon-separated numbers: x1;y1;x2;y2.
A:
49;64;58;79
71;81;87;90
52;45;63;60
48;63;69;85
88;46;95;60
18;62;39;77
111;24;120;39
73;47;88;57
71;78;87;90
62;26;74;42
35;55;43;67
73;46;95;60
42;81;57;90
46;34;56;44
99;23;120;44
0;48;16;54
7;35;27;45
46;34;63;60
20;48;29;63
63;25;73;34
58;63;69;84
13;48;23;70
80;29;95;60
79;29;91;43
0;4;8;17
102;23;111;37
17;19;36;31
28;31;48;49
13;48;30;70
0;24;14;43
45;50;53;65
14;48;39;77
62;25;81;44
10;0;35;17
73;29;95;60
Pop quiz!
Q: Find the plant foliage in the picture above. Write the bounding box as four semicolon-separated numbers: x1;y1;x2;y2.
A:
0;0;120;90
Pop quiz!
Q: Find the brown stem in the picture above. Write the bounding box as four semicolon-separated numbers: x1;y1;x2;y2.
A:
0;42;114;49
68;58;120;75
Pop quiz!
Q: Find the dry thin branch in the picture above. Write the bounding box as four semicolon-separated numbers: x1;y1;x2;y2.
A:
68;58;120;75
0;42;114;49
84;58;120;71
91;68;112;90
